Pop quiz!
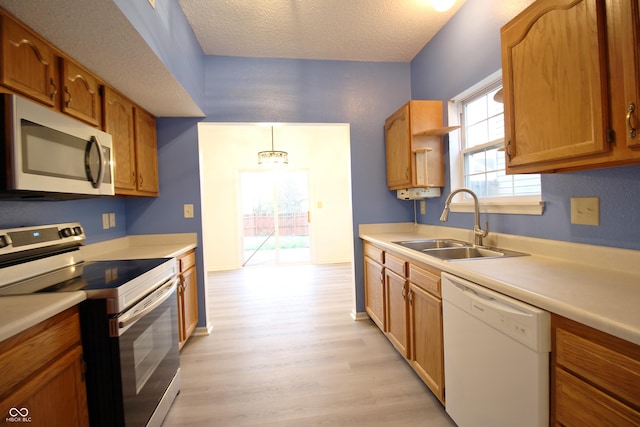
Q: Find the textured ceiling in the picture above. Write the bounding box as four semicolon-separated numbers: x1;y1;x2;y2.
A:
179;0;465;62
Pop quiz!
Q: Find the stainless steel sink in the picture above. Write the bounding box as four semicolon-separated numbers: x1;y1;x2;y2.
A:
394;239;468;251
394;239;528;261
423;246;528;261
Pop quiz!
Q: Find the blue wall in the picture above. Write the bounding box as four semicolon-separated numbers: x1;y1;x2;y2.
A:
411;0;640;251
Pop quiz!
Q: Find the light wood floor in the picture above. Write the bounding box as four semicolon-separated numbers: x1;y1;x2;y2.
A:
162;263;456;427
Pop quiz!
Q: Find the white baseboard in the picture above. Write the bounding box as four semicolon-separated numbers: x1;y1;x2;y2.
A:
351;311;369;321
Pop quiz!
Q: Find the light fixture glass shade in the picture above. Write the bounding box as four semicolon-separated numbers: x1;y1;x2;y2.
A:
258;150;288;165
258;126;288;166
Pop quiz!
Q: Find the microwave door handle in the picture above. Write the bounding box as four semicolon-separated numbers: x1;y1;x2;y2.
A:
86;135;105;188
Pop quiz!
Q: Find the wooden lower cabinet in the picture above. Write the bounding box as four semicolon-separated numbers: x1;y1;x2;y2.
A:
385;268;409;357
177;250;199;350
364;255;385;330
409;282;444;404
551;314;640;426
0;306;89;426
362;241;445;404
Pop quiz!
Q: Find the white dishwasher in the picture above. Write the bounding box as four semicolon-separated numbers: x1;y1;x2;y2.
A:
441;272;550;427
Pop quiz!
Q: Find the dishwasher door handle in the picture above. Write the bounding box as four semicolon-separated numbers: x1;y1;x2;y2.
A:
452;281;533;318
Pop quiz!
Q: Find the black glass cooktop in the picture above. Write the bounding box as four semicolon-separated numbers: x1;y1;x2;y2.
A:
0;258;171;295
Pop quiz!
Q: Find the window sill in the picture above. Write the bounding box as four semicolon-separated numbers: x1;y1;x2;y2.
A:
450;200;545;215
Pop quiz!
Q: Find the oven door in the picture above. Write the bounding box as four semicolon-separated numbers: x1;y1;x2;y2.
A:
112;278;180;427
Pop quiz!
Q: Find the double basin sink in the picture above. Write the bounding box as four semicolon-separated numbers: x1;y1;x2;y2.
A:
393;239;528;261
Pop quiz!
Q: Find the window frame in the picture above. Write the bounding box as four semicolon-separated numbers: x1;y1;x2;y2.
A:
447;70;544;215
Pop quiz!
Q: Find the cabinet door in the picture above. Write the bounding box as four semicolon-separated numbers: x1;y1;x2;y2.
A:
61;58;101;127
385;268;409;357
104;87;136;192
134;107;159;195
409;283;444;404
364;256;385;331
182;265;199;343
612;0;640;150
0;15;57;106
385;104;412;189
0;345;89;427
501;0;610;171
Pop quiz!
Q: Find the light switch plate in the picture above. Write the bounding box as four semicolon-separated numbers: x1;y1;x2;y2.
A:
570;197;599;226
109;213;116;228
102;213;110;229
419;201;426;215
184;204;194;219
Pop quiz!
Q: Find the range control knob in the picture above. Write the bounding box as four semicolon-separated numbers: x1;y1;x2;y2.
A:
0;235;9;248
59;227;73;238
73;226;83;236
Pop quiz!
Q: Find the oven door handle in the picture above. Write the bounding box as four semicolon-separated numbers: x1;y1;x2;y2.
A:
117;277;178;330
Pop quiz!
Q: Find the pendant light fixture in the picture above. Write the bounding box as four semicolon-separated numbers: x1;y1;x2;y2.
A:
258;126;288;166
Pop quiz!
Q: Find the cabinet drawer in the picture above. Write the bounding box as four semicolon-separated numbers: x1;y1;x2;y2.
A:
554;367;640;427
554;316;640;408
408;263;440;297
0;306;81;400
363;242;384;264
179;250;196;272
384;252;407;277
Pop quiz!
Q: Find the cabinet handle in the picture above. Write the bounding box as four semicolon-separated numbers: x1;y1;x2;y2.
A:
405;167;409;179
627;103;637;138
64;86;71;107
49;77;57;101
401;285;407;299
379;272;384;284
506;138;512;161
139;174;144;186
408;289;413;305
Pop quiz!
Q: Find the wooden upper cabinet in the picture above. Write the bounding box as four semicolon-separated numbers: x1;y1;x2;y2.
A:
60;57;101;127
610;0;640;150
502;0;640;173
134;107;159;195
502;0;609;171
0;14;58;106
104;87;137;192
385;100;448;190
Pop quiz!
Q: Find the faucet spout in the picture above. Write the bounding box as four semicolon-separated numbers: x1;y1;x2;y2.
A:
439;188;488;246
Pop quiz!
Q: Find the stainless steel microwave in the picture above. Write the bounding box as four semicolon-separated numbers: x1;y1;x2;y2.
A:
0;93;114;198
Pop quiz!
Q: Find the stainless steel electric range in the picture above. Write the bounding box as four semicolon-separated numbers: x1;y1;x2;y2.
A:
0;223;181;427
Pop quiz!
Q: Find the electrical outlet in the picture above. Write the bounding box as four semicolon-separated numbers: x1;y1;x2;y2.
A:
109;213;116;228
184;204;194;219
570;197;599;226
419;201;426;215
102;213;110;229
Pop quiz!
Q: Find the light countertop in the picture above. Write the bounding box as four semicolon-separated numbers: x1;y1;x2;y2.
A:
0;292;86;342
0;233;197;344
360;223;640;346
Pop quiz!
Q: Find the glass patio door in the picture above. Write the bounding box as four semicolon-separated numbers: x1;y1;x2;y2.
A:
240;170;310;266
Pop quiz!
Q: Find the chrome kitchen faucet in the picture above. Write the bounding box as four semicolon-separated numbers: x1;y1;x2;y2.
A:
440;188;489;246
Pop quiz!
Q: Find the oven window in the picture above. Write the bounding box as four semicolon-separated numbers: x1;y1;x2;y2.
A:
133;306;172;394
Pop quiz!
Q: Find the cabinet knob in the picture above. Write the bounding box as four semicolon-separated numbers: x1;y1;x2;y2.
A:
626;103;637;139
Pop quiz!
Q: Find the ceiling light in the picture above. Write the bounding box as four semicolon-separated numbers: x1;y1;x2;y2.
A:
431;0;456;12
258;126;288;166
